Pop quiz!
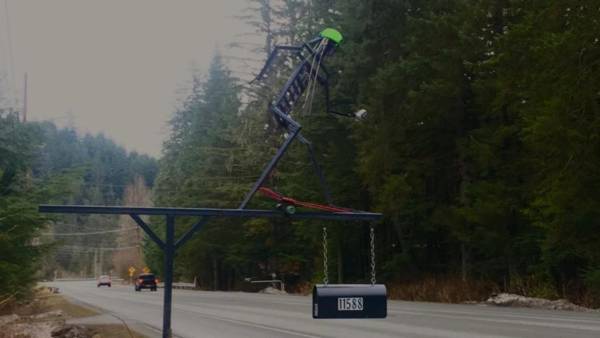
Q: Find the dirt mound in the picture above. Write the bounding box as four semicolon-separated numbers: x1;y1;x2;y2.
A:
51;324;92;338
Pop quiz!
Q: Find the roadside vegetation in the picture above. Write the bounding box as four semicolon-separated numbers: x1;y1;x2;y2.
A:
1;0;599;308
0;286;145;338
0;109;158;298
149;0;600;308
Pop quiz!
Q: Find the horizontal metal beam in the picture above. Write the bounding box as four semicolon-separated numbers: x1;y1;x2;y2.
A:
39;205;382;222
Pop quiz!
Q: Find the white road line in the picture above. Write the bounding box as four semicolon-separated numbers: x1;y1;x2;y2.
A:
176;311;323;338
390;309;600;332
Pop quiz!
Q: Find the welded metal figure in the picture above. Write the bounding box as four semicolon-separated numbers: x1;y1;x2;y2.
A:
239;28;351;210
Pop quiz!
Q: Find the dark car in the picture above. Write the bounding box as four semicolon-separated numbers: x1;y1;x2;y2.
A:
134;273;158;291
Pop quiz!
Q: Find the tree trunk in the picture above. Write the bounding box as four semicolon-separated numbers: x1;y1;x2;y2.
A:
337;238;343;284
392;219;410;257
461;243;469;282
212;258;218;290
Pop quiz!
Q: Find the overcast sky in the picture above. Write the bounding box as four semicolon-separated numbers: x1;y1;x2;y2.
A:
0;0;259;157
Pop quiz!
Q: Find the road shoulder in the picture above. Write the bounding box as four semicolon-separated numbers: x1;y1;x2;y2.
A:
0;286;155;338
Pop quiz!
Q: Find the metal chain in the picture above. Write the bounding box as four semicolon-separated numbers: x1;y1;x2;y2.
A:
370;225;376;285
322;226;329;285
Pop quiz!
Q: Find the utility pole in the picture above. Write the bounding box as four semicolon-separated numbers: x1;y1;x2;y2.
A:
93;248;98;277
99;247;104;275
22;73;27;122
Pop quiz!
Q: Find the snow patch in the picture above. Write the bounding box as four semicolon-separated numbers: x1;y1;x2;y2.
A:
259;286;288;295
486;293;596;312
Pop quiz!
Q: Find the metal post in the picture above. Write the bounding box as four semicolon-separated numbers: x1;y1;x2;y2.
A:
99;248;104;275
162;215;175;338
93;248;98;277
239;126;301;209
299;136;332;205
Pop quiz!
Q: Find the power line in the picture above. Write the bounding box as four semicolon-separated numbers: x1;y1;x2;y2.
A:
227;41;264;48
221;54;264;63
53;245;141;252
40;227;138;236
3;0;17;109
40;175;261;189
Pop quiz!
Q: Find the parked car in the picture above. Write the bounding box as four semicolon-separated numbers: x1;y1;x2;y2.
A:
134;273;158;291
97;275;111;287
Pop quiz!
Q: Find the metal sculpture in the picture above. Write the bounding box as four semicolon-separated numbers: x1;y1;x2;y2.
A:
243;28;387;319
239;28;354;210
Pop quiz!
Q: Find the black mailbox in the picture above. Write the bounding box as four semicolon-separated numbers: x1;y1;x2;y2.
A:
312;284;387;319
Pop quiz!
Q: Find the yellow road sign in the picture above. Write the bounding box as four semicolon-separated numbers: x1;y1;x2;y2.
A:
142;267;150;274
128;266;136;277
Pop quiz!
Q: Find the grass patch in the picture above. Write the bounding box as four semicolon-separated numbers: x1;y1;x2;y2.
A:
9;287;98;318
1;287;147;338
42;294;98;318
388;276;498;303
86;324;147;338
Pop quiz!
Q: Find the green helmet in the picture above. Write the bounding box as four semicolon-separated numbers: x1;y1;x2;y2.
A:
320;28;343;45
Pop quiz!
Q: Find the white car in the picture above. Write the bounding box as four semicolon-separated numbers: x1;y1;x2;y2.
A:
97;275;111;287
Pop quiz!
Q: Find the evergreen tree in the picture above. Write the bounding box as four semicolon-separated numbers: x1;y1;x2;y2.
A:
0;111;47;298
153;53;245;288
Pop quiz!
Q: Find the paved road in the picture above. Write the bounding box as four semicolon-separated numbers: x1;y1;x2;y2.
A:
47;281;600;338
